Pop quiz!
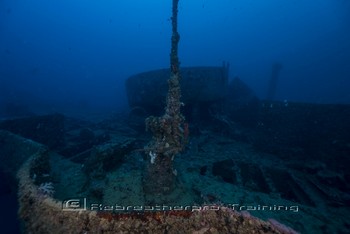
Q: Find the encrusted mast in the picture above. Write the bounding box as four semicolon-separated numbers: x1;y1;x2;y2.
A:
143;0;186;195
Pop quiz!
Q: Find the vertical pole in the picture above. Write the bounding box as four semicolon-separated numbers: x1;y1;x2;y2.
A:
143;0;186;196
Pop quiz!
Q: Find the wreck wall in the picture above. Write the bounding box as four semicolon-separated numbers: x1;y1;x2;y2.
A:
125;65;229;113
